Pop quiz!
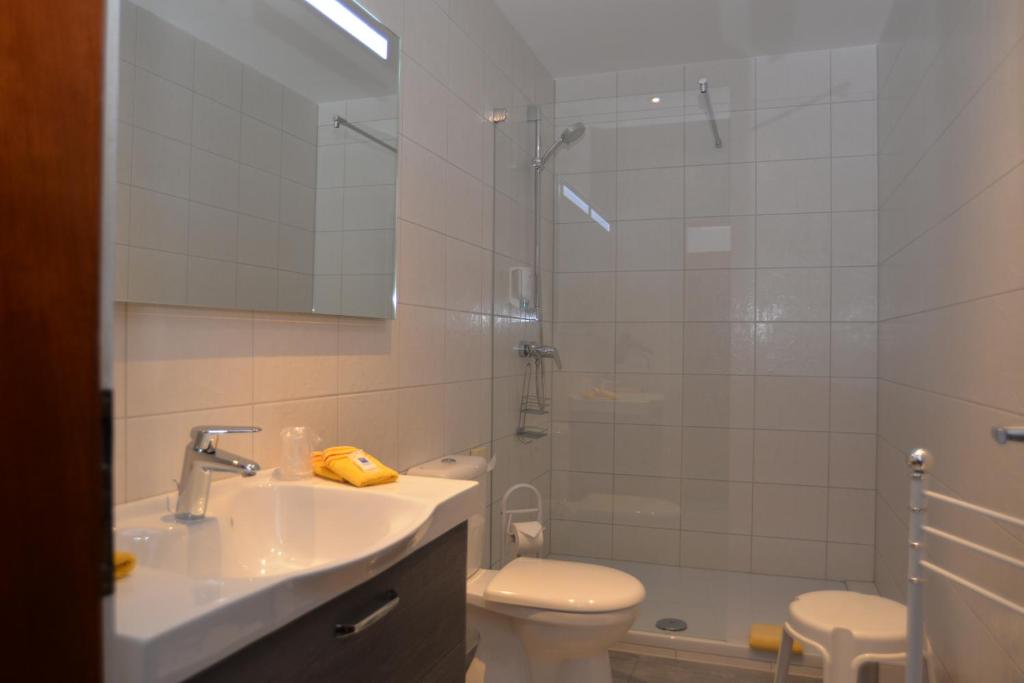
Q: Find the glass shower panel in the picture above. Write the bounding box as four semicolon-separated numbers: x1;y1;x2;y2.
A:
487;106;554;570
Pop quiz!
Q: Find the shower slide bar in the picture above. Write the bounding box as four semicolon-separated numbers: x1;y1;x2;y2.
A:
905;448;1024;683
697;78;723;148
331;115;398;153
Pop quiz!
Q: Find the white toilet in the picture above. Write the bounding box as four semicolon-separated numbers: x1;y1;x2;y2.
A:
408;456;645;683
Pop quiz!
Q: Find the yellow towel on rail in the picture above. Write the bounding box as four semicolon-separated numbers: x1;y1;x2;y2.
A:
749;624;803;655
313;446;398;487
114;551;136;580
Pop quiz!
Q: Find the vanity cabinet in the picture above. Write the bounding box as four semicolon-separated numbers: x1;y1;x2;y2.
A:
190;523;467;683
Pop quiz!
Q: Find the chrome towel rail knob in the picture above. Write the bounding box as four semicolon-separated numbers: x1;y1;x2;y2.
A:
992;426;1024;444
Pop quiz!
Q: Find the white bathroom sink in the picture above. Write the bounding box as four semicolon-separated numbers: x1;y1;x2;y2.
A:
116;476;432;580
111;470;480;683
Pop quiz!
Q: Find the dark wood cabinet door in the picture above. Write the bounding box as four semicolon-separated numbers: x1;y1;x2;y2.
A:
191;523;467;683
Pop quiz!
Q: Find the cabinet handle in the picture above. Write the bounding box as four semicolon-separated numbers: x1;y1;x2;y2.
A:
334;590;400;639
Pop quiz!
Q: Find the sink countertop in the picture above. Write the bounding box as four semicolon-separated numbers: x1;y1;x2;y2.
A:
111;471;479;683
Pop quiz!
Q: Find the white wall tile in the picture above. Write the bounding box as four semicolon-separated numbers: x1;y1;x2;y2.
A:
552;471;614;523
683;322;755;375
682;427;753;481
827;488;875;544
193;42;242;110
756;51;829;109
129;187;188;253
133;69;193;143
397;384;445;471
684;269;756;322
131;128;191;198
616;271;685;322
618;167;686;220
829;378;876;434
756;159;831;214
681;531;751;571
617;116;685;170
135;8;194;88
756;268;831;322
190;148;241;212
552;421;614;473
830;45;876;103
186;256;236;308
684;217;756;270
614;424;682;478
339;390;398;467
832;156;877;211
681;480;752;534
832;211;877;266
253;314;339;402
685;163;755;218
755;322;830;376
402;0;449;83
830;322;877;378
752;483;827;540
831;101;877;157
752;537;826;579
753;430;829;486
125;306;253;416
241;67;283;127
682;375;754;429
755;376;829;431
828;433;876;489
613;525;680;564
756;104;830;161
832;267;877;321
192;94;240;160
756;213;830;267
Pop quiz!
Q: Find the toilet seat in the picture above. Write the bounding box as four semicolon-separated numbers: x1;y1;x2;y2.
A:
469;558;645;614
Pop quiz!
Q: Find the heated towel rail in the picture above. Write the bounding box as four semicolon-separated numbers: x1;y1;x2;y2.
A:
905;444;1024;683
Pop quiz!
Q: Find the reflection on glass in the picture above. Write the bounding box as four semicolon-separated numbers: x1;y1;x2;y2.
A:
560;183;612;232
686;224;732;253
114;0;398;318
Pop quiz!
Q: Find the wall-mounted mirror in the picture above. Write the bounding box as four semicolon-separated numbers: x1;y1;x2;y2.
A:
113;0;398;318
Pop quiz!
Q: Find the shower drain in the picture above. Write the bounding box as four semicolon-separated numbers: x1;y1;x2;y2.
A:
655;618;688;632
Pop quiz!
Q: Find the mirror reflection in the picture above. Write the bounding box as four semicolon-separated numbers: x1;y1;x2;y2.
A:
114;0;398;318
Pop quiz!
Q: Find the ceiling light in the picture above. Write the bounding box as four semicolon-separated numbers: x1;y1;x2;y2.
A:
650;96;661;104
303;0;389;59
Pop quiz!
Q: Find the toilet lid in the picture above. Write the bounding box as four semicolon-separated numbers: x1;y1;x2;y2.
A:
484;558;645;613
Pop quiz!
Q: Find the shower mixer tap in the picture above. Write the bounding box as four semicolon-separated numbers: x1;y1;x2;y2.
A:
519;341;562;369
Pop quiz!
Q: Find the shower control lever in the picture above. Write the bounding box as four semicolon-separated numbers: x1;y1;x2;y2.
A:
519;341;562;370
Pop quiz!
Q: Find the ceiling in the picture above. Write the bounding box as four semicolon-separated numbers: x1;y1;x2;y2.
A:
493;0;895;77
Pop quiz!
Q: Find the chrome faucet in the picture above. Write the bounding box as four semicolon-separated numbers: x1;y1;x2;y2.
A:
175;425;261;520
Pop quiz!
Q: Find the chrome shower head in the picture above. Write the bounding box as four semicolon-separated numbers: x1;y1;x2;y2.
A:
536;122;587;169
560;122;586;145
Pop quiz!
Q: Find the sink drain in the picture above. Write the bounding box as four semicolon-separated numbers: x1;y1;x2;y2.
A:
656;618;688;632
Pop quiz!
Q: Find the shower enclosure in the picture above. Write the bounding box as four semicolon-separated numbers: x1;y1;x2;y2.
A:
489;45;881;660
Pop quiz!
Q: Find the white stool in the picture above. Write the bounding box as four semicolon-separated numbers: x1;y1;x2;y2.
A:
773;591;906;683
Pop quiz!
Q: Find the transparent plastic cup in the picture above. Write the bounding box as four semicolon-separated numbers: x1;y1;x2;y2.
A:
278;426;317;479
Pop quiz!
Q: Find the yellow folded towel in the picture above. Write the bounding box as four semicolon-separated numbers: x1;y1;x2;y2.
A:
749;624;803;655
313;446;398;487
114;551;136;580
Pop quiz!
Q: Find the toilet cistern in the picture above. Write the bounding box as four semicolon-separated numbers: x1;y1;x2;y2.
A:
175;425;261;520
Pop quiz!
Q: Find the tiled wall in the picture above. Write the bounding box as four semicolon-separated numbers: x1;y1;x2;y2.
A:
112;0;556;551
874;0;1024;679
115;4;320;310
549;46;880;580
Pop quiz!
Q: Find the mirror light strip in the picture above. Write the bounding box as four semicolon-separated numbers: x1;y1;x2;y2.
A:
303;0;389;59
